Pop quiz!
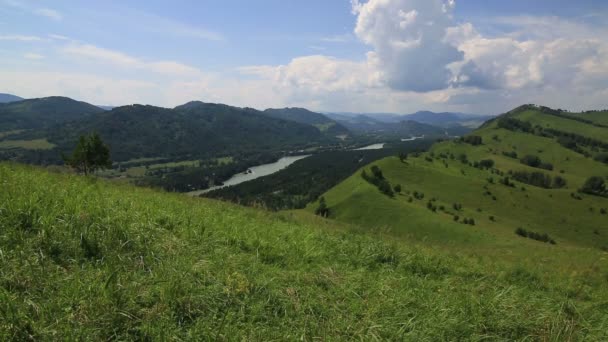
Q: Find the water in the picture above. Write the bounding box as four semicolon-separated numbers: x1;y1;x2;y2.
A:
187;155;310;196
401;135;425;142
354;143;385;150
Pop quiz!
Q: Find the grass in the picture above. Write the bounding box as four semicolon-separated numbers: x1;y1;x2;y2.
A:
0;139;55;150
0;130;26;139
2;162;608;340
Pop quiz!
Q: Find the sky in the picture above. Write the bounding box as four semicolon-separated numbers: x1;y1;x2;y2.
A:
1;0;608;115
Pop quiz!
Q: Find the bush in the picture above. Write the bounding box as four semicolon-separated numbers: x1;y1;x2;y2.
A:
552;176;567;189
315;197;330;217
478;159;495;169
515;227;556;245
511;170;553;189
502;151;518;159
461;135;483;146
362;166;394;197
393;184;402;193
580;176;607;197
520;155;541;168
515;228;556;244
594;153;608;164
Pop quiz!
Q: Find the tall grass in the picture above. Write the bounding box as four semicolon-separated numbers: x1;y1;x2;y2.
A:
1;163;607;340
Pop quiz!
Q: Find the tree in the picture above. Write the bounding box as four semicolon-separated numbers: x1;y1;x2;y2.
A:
580;176;607;196
315;197;330;217
398;152;408;163
63;133;112;175
394;184;402;193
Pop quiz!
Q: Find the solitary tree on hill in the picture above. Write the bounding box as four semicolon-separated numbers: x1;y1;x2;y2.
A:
63;133;112;175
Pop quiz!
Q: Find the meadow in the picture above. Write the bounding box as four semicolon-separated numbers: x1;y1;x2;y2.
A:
2;162;607;340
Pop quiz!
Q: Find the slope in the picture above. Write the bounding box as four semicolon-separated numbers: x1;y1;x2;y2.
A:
41;102;324;162
1;162;607;340
309;105;608;254
0;96;105;131
0;93;23;103
262;107;350;137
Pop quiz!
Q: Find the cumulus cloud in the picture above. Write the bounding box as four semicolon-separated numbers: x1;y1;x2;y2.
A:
352;0;463;92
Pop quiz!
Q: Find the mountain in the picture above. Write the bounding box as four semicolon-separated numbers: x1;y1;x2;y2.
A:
327;113;471;137
2;161;606;339
327;111;495;128
0;93;23;103
263;107;350;137
37;101;325;162
0;96;105;131
405;111;494;128
310;104;608;252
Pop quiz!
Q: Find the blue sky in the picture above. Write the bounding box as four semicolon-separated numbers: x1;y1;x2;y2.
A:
2;0;608;114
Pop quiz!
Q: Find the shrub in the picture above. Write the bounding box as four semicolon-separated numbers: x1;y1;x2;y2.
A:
552;176;567;189
520;155;541;168
515;228;556;244
478;159;495;169
580;176;607;197
461;135;483;146
502;151;518;159
511;170;553;189
315;197;330;217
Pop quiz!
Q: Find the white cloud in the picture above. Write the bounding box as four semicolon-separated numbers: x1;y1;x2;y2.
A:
352;0;463;92
48;34;70;41
320;34;354;43
2;1;63;21
62;43;202;77
0;34;42;41
34;8;62;21
23;52;44;59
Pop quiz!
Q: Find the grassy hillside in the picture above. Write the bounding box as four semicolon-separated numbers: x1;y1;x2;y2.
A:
307;106;608;276
2;163;608;340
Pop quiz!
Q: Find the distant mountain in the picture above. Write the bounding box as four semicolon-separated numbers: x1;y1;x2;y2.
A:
327;111;495;128
0;93;24;103
37;101;325;162
262;108;350;137
405;111;494;128
326;113;471;137
97;105;115;110
0;96;105;131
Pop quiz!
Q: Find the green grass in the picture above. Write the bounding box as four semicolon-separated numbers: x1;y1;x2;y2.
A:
0;139;55;150
2;162;608;340
310;107;608;252
313;122;336;132
0;130;26;139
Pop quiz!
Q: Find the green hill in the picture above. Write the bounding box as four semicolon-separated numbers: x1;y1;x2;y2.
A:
2;162;608;340
262;108;350;137
2;102;327;164
308;106;608;254
0;96;105;131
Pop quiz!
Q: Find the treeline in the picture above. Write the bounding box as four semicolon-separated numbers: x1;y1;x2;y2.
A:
362;165;394;197
509;170;567;189
496;117;608;158
520;155;553;171
515;227;556;244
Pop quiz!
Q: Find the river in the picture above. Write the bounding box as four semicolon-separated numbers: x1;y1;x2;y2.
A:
187;155;310;196
354;143;385;150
